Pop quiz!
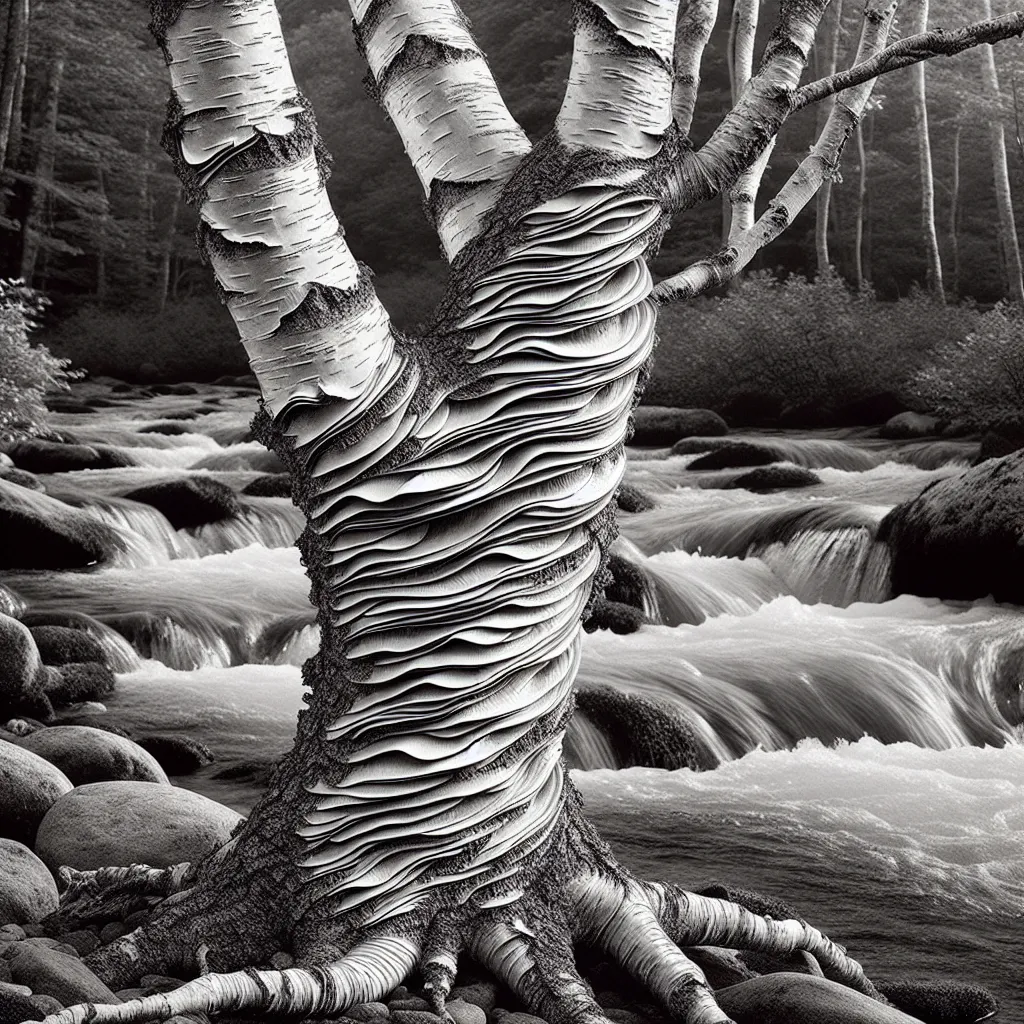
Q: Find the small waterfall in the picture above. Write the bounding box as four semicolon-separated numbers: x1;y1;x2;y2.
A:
576;597;1024;763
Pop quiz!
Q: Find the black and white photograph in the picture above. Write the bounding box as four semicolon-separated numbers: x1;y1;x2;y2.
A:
0;1;1021;1022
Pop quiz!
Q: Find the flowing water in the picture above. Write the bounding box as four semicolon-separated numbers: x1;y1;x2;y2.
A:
3;386;1021;1016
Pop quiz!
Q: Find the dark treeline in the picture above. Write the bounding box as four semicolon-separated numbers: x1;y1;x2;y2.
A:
1;0;1023;380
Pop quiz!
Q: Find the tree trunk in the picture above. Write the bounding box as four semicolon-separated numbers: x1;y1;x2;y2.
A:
949;122;961;300
155;185;178;314
814;0;843;274
853;122;867;290
18;39;64;282
0;0;28;173
979;6;1024;304
95;158;108;302
909;0;943;301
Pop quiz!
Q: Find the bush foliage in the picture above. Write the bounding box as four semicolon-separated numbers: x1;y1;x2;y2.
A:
647;271;982;417
43;297;247;382
0;280;73;442
909;303;1024;427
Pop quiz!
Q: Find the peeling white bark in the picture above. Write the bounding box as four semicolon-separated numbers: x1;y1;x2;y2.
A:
557;0;680;157
351;0;530;259
672;0;720;135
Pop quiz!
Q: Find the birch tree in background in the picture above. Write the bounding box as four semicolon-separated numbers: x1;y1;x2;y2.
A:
980;0;1024;304
908;0;944;299
40;3;1024;1024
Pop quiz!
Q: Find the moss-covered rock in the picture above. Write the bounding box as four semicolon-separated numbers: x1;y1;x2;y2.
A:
40;663;116;707
582;599;646;635
630;407;728;446
29;627;109;669
603;555;654;612
880;411;941;440
20;726;169;786
242;473;292;498
614;483;655;513
687;442;781;471
120;477;241;530
727;465;821;492
0;615;41;705
876;979;997;1024
135;735;214;775
6;440;133;473
878;450;1024;604
137;422;192;436
575;687;718;771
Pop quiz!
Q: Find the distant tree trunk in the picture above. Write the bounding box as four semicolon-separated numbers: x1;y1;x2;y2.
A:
96;158;108;302
909;0;943;301
0;0;29;172
815;0;843;274
979;7;1024;304
156;185;179;313
854;121;867;290
864;111;874;284
949;123;961;300
19;40;65;282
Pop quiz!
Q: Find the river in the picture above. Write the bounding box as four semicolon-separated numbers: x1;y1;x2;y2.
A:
4;382;1021;1016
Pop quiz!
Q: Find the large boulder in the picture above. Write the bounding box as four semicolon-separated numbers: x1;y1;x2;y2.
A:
34;781;242;871
40;663;116;708
119;477;241;530
0;840;59;923
5;440;133;473
630;407;729;447
8;945;121;1006
727;465;821;492
19;727;169;787
878;450;1024;604
242;473;291;498
715;974;928;1023
0;741;73;847
0;480;123;571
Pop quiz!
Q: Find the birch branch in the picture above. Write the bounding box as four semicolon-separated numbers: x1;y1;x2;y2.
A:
349;0;531;261
151;0;403;421
672;0;719;136
557;0;681;159
794;10;1024;112
668;0;831;212
655;0;897;303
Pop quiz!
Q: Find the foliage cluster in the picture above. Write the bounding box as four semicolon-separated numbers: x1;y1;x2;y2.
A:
0;279;72;442
909;303;1024;426
43;297;246;382
647;272;984;418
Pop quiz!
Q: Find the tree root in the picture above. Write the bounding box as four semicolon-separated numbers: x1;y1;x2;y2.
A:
37;853;889;1024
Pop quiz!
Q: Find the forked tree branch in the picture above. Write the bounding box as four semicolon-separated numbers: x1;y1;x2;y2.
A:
349;0;531;261
794;9;1024;111
557;0;681;159
655;0;898;302
667;0;831;212
672;0;720;136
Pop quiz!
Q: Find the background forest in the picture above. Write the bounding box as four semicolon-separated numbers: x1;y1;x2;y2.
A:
3;0;1024;428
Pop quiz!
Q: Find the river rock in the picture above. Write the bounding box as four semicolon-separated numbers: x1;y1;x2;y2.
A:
715;974;923;1023
20;726;169;786
0;615;41;703
445;1000;486;1024
0;840;59;924
29;627;108;668
137;422;192;436
0;984;44;1023
728;465;821;492
878;449;1024;604
120;478;241;530
0;742;73;846
151;383;198;396
582;599;646;635
135;735;214;775
5;440;132;473
630;407;729;446
878;978;997;1023
687;442;781;471
41;663;116;707
241;473;291;498
880;411;941;440
615;483;655;513
8;945;120;1007
34;781;242;871
0;467;43;491
604;554;654;612
449;983;497;1015
0;481;123;571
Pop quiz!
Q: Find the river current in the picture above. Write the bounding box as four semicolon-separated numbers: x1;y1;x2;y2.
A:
4;384;1021;1016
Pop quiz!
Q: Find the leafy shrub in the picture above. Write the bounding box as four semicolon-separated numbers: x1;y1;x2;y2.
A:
42;297;246;382
648;271;980;415
909;303;1024;427
0;280;73;443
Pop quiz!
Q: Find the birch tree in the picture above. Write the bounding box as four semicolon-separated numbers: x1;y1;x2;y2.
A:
42;3;1024;1024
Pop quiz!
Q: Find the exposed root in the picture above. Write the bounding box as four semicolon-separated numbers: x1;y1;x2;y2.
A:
45;863;194;932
